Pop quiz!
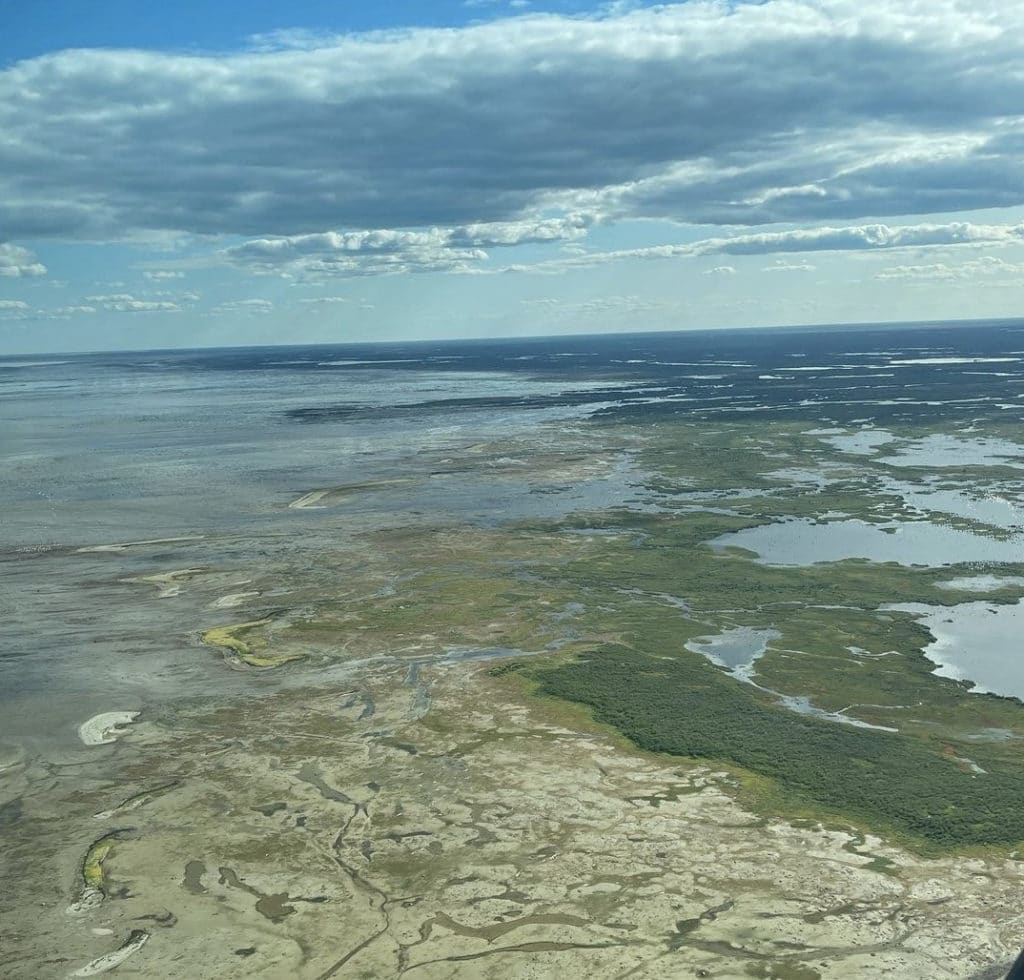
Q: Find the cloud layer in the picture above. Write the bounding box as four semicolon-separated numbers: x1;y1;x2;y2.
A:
519;221;1024;273
0;243;46;277
223;216;591;276
85;293;186;313
2;0;1023;244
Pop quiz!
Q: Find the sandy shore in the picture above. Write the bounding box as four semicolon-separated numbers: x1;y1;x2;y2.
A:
77;712;139;747
6;658;1020;980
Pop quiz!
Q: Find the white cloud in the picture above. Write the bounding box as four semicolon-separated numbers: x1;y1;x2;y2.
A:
693;222;1024;257
875;255;1024;281
151;290;200;301
449;216;591;247
704;265;737;276
0;243;46;277
143;270;185;280
1;1;1023;244
112;300;182;313
212;299;274;314
520;221;1024;272
521;294;671;317
49;305;97;316
763;261;817;272
223;217;591;276
244;29;338;53
85;293;182;313
0;299;34;321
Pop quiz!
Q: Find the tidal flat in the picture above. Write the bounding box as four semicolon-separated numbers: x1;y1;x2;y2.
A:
6;327;1024;978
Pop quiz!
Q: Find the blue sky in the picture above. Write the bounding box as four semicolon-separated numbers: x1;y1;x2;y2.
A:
0;0;568;63
2;0;1024;353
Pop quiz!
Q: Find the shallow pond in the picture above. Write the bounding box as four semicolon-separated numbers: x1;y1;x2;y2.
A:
685;627;781;677
878;433;1024;470
885;600;1024;701
892;484;1024;531
938;575;1024;592
712;518;1024;567
818;428;896;456
775;694;897;732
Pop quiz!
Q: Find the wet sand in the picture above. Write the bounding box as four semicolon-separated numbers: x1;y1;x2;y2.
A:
6;657;1024;979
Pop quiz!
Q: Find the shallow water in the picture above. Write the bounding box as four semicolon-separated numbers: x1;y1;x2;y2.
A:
0;353;660;746
878;434;1024;470
820;428;895;456
890;483;1024;530
774;694;897;732
938;575;1024;592
7;322;1024;747
713;518;1024;567
886;600;1024;701
685;627;781;675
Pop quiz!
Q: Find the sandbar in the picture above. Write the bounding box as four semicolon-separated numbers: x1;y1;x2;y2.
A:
77;712;140;747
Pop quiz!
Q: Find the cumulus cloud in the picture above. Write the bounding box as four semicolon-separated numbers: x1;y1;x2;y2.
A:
113;300;182;313
225;229;485;277
0;243;46;277
875;255;1024;281
763;261;817;272
448;215;591;247
521;294;671;317
223;216;591;276
152;290;200;301
524;221;1024;272
85;293;182;313
0;300;31;316
50;305;98;316
212;299;274;314
143;270;185;280
704;266;737;276
1;1;1024;244
693;222;1024;258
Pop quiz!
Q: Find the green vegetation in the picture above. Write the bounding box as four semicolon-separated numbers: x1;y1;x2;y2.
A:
531;645;1024;849
487;661;526;676
219;416;1024;852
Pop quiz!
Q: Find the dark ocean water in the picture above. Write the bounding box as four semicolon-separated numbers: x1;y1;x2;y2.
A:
120;317;1024;418
4;318;1024;545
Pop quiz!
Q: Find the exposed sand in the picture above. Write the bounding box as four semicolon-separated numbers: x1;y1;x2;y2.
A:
77;712;140;747
76;536;206;554
122;568;206;598
288;479;413;509
7;661;1019;979
69;930;149;977
0;740;26;774
8;420;1024;979
288;489;331;510
211;591;262;609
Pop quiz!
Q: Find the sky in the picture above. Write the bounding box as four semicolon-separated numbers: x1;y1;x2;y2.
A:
2;0;1024;353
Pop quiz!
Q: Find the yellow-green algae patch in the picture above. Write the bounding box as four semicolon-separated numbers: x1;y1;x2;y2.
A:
83;838;115;890
201;619;304;669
